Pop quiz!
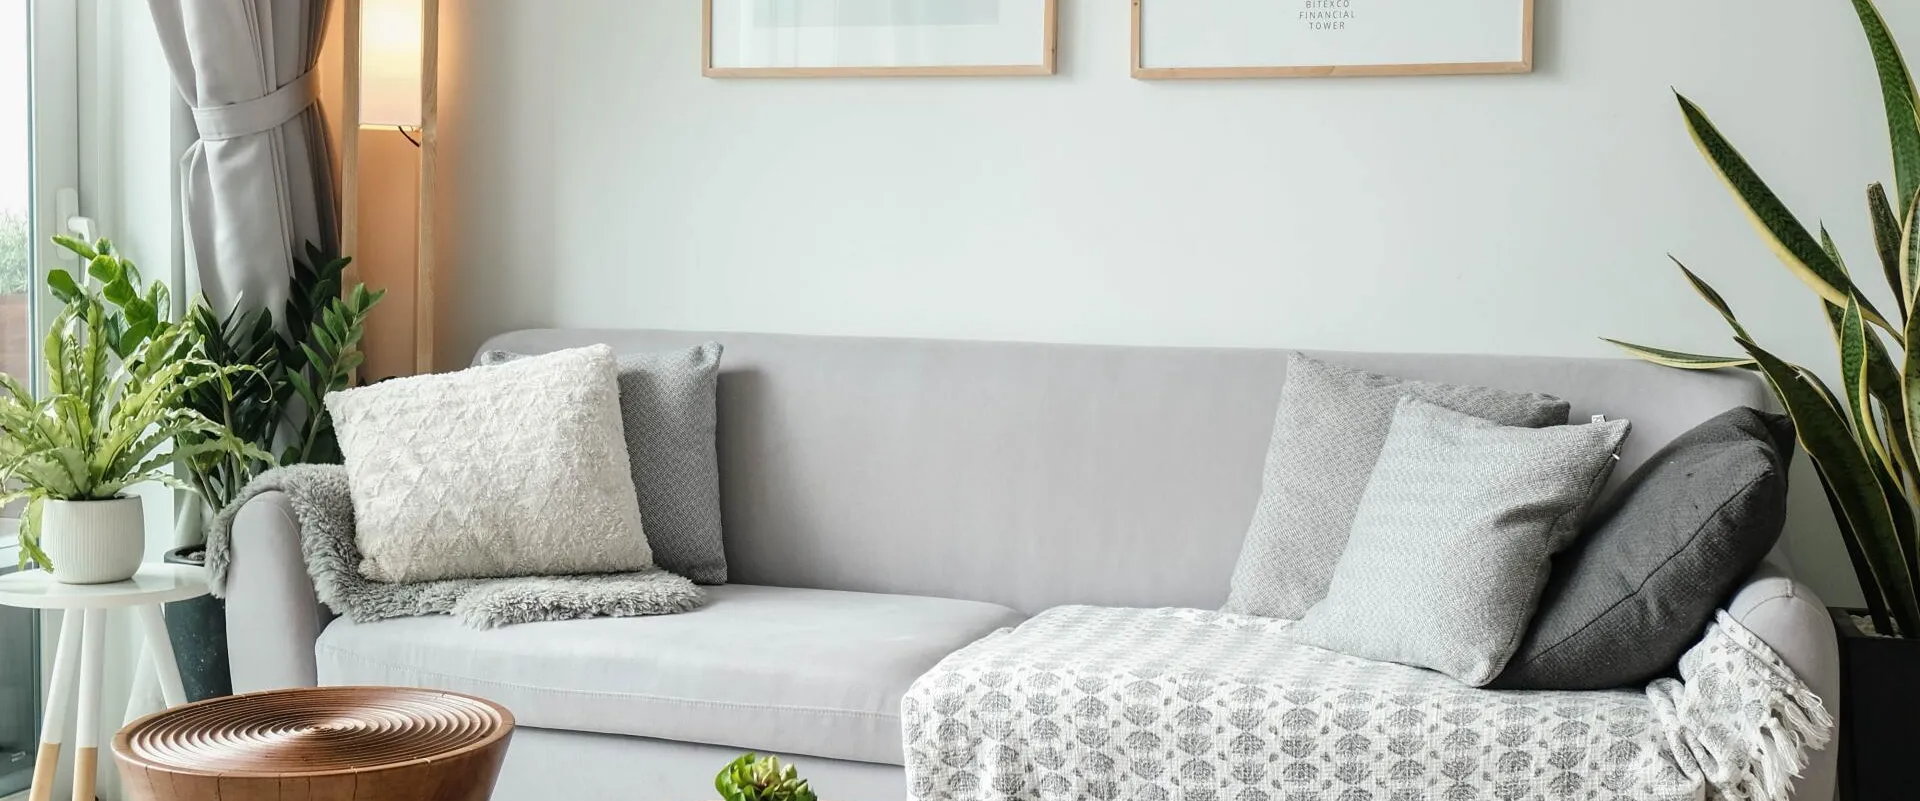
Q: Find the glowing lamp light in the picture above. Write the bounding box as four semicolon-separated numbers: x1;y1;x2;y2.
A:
360;0;423;128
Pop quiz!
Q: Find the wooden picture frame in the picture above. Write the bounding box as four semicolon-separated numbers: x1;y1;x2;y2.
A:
1132;0;1534;80
703;0;1057;77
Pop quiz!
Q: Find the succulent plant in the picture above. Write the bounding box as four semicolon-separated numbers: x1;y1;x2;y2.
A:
715;754;818;801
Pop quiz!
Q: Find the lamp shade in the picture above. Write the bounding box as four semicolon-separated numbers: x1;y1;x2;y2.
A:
360;0;423;128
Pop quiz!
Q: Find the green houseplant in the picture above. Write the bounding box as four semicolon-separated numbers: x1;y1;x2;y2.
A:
2;238;267;582
177;244;382;517
716;754;818;801
1608;1;1920;795
164;244;380;701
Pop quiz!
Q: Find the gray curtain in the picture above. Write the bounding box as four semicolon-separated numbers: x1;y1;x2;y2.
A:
147;0;338;317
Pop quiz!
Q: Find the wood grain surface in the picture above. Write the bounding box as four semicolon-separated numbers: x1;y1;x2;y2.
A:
113;686;514;801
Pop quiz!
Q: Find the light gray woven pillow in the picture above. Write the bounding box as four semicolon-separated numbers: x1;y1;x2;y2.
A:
329;344;652;583
1224;354;1570;619
480;343;727;584
1289;397;1630;686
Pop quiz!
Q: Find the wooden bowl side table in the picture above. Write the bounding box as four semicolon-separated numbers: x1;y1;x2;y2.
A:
114;686;514;801
0;563;208;801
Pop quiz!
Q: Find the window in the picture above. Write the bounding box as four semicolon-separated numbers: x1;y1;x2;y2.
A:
1;0;79;794
1;0;27;384
0;0;33;794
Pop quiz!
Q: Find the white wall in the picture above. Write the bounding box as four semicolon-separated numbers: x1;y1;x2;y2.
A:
441;0;1920;607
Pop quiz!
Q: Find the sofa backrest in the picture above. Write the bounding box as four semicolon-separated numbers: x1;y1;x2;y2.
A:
479;329;1771;615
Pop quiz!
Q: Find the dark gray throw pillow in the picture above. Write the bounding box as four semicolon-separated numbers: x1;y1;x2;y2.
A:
480;343;728;585
1491;406;1793;690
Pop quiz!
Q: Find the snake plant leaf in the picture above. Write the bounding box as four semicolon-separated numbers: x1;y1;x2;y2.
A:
1671;256;1750;340
1843;298;1906;488
1831;345;1920;607
1848;303;1919;481
1821;228;1920;482
1902;188;1920;316
1851;0;1920;205
1678;93;1895;333
1742;337;1920;636
1601;338;1755;370
1901;263;1920;493
1818;468;1898;635
1871;184;1908;315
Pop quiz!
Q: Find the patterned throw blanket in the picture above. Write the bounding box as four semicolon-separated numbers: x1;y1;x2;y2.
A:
903;607;1829;801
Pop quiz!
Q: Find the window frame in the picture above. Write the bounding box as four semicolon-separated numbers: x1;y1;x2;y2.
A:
0;0;77;556
1;2;77;798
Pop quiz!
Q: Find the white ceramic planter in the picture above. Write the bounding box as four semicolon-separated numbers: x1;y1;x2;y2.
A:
41;496;145;585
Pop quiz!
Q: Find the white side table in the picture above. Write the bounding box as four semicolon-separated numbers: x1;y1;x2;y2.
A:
0;564;207;801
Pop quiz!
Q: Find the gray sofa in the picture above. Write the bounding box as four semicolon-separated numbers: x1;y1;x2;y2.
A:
222;329;1841;801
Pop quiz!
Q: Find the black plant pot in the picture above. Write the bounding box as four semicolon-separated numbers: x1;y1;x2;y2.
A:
162;545;231;702
1830;607;1920;801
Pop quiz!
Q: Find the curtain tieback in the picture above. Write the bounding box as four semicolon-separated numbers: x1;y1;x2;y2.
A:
191;69;319;142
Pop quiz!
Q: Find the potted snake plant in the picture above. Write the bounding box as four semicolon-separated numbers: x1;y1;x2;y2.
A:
3;237;267;584
1606;1;1919;796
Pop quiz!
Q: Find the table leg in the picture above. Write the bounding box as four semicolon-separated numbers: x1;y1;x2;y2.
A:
122;637;156;726
73;608;105;801
133;605;186;708
27;610;82;801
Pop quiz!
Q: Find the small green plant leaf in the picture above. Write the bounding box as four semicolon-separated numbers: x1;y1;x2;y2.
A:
49;235;95;262
46;269;80;304
102;276;136;306
85;254;121;285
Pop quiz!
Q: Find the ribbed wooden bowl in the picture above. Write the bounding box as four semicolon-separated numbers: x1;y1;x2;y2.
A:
114;686;514;801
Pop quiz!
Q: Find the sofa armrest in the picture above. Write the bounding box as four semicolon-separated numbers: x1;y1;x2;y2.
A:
224;490;332;692
1726;559;1840;801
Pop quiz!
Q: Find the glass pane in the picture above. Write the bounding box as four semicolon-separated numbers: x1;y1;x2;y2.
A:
0;0;25;384
0;565;35;797
0;2;34;796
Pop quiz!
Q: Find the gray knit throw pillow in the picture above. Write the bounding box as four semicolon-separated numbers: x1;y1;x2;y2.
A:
482;343;728;584
1289;397;1629;686
1224;354;1570;619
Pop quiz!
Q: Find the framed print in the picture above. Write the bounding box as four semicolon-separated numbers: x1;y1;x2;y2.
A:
1132;0;1534;79
704;0;1058;77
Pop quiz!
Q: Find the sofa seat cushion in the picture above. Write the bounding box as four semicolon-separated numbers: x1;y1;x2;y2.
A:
315;584;1024;765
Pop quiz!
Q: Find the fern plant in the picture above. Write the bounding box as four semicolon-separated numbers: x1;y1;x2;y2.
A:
4;238;270;570
1610;0;1920;638
715;754;818;801
179;300;280;517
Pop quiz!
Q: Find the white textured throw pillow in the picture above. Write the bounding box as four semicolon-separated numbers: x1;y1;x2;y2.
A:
327;344;652;582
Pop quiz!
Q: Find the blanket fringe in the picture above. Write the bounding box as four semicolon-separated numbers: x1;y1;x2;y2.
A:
1680;613;1835;801
1741;680;1834;801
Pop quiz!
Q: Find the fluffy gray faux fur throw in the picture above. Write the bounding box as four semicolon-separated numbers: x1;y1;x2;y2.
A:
206;464;707;628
